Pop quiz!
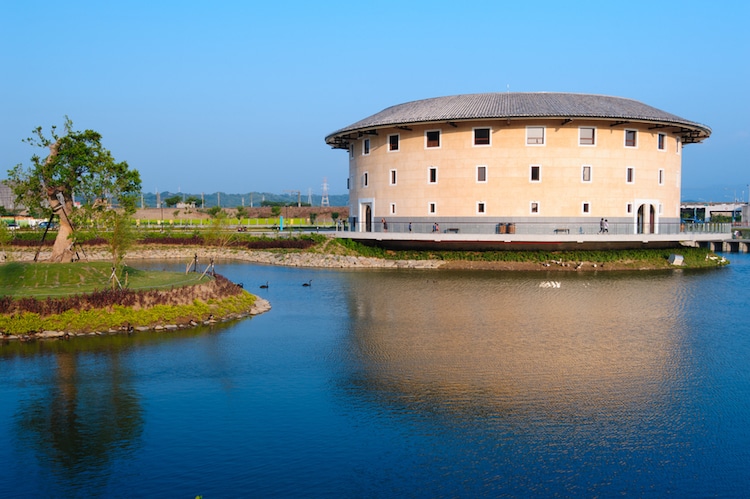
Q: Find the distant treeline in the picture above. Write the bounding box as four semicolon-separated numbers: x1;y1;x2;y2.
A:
140;191;347;209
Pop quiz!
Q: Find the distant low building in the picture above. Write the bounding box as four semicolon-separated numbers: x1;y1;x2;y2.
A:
326;92;711;235
0;181;24;213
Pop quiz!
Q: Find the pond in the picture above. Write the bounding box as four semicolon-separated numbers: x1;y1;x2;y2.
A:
2;255;750;497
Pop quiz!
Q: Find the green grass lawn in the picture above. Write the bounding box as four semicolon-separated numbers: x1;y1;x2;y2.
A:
0;261;209;298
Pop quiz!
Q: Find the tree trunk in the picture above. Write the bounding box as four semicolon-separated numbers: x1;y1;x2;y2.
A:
48;191;76;263
43;140;76;263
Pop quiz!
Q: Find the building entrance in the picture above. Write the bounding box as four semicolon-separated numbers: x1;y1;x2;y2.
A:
637;204;656;234
364;204;372;232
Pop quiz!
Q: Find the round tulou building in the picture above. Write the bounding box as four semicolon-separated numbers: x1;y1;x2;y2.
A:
325;92;712;246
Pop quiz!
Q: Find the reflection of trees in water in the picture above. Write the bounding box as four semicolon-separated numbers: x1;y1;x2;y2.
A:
16;351;143;489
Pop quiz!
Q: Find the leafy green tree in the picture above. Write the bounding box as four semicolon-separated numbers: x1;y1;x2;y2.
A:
711;214;732;223
309;212;317;224
205;205;223;218
94;207;136;270
236;206;247;220
204;207;235;247
71;187;139;270
271;205;281;217
163;195;182;208
8;118;141;262
184;195;200;206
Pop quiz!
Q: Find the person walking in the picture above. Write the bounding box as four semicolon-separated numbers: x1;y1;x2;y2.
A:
599;218;605;234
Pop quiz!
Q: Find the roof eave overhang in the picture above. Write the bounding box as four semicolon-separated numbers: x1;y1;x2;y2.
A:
326;117;711;149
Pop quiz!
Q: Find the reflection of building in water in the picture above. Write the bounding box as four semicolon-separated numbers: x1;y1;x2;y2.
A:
345;272;687;416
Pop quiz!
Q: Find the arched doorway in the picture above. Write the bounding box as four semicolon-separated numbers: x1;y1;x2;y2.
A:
637;204;645;234
637;204;656;234
649;204;656;234
365;205;372;232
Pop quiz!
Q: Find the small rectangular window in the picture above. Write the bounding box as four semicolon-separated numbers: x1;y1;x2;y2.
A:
349;144;354;159
579;127;596;145
388;134;399;152
390;169;397;185
657;133;665;150
530;201;539;214
363;172;369;187
429;166;438;184
658;169;664;185
625;129;637;147
429;202;436;214
530;165;541;182
627;203;633;214
426;130;440;148
582;165;592;182
582;202;590;214
347;177;350;190
390;203;396;215
676;138;681;155
526;126;545;145
477;202;486;214
477;165;487;183
474;127;491;146
363;138;370;155
626;167;634;184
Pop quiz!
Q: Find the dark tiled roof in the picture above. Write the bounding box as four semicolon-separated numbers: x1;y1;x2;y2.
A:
325;92;711;146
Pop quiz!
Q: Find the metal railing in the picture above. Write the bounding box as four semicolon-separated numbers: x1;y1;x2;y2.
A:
352;221;731;236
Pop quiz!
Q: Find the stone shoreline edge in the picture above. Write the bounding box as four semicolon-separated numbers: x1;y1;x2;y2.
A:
7;245;445;269
2;297;271;343
6;243;719;271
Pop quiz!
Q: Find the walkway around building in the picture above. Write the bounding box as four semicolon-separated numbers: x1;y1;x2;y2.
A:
337;221;732;252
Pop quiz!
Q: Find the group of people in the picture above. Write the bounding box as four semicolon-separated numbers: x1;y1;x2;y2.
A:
599;218;609;233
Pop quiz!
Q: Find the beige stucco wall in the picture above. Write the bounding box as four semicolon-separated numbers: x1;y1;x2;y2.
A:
347;119;683;229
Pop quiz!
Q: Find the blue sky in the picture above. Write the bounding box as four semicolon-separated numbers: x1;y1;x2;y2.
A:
1;1;748;201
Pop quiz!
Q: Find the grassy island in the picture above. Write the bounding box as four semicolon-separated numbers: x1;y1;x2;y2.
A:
0;262;256;337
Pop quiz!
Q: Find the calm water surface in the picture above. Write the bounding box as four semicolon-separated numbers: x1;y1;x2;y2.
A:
2;255;750;498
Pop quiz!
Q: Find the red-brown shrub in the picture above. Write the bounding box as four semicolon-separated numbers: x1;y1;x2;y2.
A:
0;274;244;317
